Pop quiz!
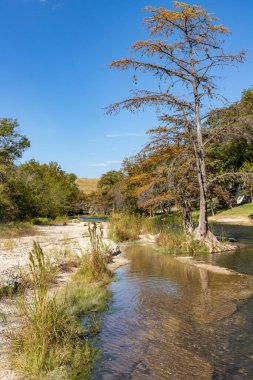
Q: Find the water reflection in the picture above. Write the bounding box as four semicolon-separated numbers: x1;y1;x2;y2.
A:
202;223;253;275
90;244;253;380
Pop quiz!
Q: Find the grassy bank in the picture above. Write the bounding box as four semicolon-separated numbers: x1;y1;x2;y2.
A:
0;216;78;239
156;229;209;255
210;203;253;219
108;213;209;255
11;224;112;380
108;213;155;242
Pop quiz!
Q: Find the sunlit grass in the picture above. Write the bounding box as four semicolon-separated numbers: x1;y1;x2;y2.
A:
108;213;155;242
11;223;112;379
156;228;209;256
213;203;253;218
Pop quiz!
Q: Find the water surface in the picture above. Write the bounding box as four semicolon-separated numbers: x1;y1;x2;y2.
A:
90;224;253;380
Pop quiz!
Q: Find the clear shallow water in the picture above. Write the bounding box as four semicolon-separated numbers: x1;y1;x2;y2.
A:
204;224;253;275
89;224;253;380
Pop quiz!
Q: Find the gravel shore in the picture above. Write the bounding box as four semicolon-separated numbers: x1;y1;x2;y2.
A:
0;221;128;379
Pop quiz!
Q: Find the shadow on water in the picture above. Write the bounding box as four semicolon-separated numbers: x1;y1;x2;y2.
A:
89;224;253;380
202;223;253;276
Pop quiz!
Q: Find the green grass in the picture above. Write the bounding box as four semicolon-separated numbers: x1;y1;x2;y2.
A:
0;283;24;299
151;212;182;225
63;282;110;318
213;203;253;218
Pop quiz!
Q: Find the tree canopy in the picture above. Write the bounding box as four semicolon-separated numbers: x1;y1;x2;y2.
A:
106;1;245;251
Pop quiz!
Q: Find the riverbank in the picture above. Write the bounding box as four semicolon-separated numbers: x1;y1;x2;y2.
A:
0;221;128;380
208;203;253;225
91;242;253;379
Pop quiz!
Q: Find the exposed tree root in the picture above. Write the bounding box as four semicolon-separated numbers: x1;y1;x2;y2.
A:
193;229;236;253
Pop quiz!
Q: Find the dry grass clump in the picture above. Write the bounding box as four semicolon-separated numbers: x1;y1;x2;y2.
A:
108;213;155;242
156;228;209;256
12;242;96;379
12;223;112;379
0;222;36;239
75;223;113;284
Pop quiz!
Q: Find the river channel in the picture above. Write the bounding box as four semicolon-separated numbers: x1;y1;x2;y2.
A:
89;224;253;380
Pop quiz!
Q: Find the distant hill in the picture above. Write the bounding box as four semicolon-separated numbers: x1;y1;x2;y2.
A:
76;178;99;194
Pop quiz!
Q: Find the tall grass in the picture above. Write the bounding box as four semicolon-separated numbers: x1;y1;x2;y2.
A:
76;223;112;283
156;228;209;256
108;213;155;242
12;224;112;379
12;243;109;378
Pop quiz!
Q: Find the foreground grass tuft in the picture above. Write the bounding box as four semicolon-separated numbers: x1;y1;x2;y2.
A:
12;225;112;379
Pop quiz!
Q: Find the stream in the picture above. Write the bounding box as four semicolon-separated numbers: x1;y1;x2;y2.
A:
89;224;253;380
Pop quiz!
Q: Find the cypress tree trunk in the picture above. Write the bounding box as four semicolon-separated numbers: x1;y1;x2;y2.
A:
182;198;193;234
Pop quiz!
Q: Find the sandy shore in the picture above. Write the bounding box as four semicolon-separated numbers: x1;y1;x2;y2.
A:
175;256;238;275
208;215;253;225
0;221;128;380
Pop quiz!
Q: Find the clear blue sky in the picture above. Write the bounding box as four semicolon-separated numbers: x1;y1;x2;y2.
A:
0;0;252;178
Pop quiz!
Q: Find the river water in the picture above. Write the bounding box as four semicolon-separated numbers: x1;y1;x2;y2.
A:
89;224;253;380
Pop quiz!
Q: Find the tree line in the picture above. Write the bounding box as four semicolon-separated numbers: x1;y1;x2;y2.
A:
88;87;253;223
0;118;83;222
88;2;253;251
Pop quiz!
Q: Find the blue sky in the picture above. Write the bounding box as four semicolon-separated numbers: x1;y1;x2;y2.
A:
0;0;252;178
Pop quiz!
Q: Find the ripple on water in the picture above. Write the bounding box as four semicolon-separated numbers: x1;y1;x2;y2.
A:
90;241;253;380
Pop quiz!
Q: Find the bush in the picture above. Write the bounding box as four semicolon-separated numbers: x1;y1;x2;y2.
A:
32;217;52;225
32;216;69;226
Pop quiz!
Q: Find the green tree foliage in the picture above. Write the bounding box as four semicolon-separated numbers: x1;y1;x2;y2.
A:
0;118;30;221
0;118;30;164
107;1;245;249
0;118;82;221
96;170;125;214
10;160;82;220
92;88;253;221
206;88;253;205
